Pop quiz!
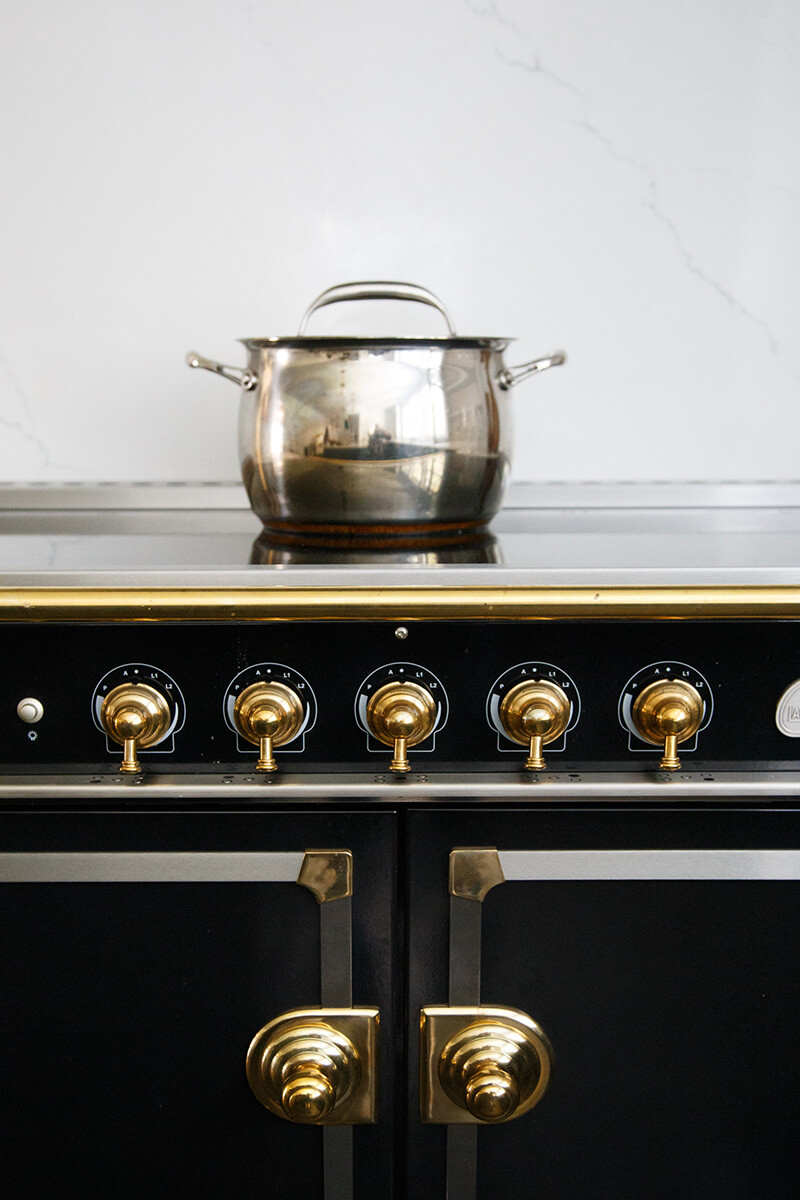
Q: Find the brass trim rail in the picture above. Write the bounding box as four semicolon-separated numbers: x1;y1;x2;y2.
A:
3;585;800;621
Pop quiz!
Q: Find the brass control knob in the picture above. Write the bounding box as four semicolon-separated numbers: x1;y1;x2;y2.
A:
233;681;305;772
499;679;571;771
100;683;172;774
631;678;704;771
365;680;437;773
438;1018;552;1124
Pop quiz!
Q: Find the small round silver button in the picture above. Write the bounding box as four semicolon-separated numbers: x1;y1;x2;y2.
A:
17;697;44;724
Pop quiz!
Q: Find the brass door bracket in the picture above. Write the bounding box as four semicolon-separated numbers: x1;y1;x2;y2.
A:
420;1005;553;1124
449;848;505;901
247;1007;379;1125
297;850;353;903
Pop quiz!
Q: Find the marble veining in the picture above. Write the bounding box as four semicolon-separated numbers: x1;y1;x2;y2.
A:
468;0;784;359
0;0;798;482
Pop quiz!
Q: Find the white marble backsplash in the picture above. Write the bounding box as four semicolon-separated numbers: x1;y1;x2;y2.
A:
0;0;798;483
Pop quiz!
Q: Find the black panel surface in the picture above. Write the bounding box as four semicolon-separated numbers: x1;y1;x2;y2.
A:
4;619;800;771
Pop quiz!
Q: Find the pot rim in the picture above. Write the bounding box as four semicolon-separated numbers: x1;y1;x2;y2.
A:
238;336;513;351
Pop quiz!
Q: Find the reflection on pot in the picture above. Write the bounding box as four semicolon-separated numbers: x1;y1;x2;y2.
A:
241;445;507;535
250;529;502;566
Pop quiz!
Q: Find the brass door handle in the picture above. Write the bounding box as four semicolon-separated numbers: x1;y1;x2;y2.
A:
246;1007;379;1125
420;1005;553;1124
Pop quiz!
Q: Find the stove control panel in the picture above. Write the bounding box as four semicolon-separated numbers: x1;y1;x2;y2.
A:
0;618;796;775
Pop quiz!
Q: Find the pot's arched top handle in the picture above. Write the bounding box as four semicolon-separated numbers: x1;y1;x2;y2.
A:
297;281;457;337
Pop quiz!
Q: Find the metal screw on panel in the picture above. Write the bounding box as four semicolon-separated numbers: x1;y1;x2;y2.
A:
394;627;408;640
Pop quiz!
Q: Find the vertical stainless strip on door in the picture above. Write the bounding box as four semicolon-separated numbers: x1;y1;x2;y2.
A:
445;850;507;1200
321;891;355;1200
447;896;480;1200
449;896;482;1006
1;849;357;1200
298;851;356;1200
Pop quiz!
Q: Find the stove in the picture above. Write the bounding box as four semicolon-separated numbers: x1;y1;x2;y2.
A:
4;480;800;797
2;482;800;1199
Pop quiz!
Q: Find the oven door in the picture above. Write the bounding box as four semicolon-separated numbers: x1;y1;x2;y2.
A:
0;807;398;1199
405;805;800;1200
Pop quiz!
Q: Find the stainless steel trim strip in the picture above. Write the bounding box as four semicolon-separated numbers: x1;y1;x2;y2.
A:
320;894;354;1197
0;851;305;883
3;771;800;800
324;1127;353;1200
497;849;800;880
8;568;800;589
4;480;800;512
321;896;353;1008
502;481;800;510
447;883;489;1196
449;895;483;1007
447;1126;478;1200
0;483;249;510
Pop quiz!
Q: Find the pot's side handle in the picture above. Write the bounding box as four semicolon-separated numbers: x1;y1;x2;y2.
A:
186;352;258;391
297;281;456;337
497;351;567;391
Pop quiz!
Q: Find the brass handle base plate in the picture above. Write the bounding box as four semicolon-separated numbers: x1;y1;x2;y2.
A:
246;1007;379;1125
420;1005;553;1124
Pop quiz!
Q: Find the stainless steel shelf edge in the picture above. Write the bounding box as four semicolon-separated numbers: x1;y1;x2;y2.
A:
8;569;800;588
3;772;800;801
5;481;800;511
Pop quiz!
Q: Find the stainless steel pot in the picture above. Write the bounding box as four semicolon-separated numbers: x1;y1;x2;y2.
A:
187;282;565;535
